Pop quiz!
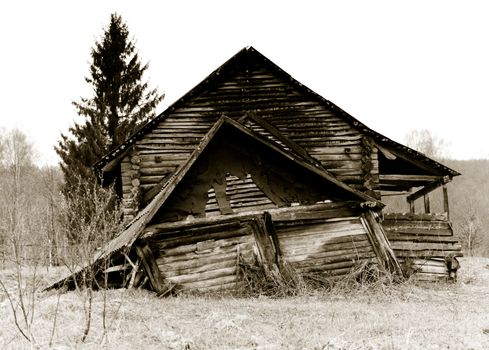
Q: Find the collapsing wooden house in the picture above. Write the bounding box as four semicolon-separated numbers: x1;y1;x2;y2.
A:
50;47;462;293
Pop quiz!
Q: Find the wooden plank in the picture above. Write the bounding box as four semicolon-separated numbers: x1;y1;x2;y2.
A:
383;213;448;221
443;184;450;218
384;228;453;237
424;194;430;213
394;250;463;258
406;181;443;202
250;215;278;267
362;211;402;275
134;243;169;294
385;233;459;243
382;219;450;229
380;174;441;183
391;241;461;251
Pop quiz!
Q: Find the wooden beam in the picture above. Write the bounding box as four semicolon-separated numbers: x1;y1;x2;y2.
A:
361;211;402;276
379;174;442;184
406;175;451;203
424;194;430;213
134;243;170;294
408;199;415;214
443;184;450;218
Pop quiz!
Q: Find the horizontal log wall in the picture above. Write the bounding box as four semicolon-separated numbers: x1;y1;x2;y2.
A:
383;213;463;281
119;60;381;219
150;221;257;292
274;215;377;276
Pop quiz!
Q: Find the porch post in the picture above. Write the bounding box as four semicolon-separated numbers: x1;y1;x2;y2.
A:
442;184;450;218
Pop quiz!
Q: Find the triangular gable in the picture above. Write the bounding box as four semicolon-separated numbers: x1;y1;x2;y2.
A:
102;116;382;256
94;46;459;185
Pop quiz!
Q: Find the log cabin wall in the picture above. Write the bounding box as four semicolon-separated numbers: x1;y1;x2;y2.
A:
120;148;142;223
145;203;387;293
118;57;380;219
272;207;378;277
148;218;260;292
383;213;463;281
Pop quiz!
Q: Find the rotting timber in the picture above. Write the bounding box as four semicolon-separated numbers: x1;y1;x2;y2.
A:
47;47;462;294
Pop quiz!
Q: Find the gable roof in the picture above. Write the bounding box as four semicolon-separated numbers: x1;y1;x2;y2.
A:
94;46;459;183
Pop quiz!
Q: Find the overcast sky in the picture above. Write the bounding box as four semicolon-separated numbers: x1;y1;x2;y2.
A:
1;0;488;165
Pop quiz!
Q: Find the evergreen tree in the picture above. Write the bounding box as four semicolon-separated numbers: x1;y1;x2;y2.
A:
56;13;163;241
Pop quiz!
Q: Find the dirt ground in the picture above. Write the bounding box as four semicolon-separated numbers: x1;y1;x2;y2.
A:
1;257;489;349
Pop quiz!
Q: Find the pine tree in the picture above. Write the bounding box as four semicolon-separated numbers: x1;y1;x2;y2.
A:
56;13;163;242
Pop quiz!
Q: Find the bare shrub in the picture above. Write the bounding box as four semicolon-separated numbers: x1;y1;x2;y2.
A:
57;176;124;343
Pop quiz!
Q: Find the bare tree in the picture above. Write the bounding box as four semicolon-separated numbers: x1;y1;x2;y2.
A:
404;129;449;159
456;196;483;256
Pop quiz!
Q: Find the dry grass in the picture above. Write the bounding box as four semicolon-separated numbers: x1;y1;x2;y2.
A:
1;258;489;349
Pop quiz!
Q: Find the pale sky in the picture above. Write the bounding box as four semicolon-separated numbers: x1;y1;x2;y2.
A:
1;0;488;165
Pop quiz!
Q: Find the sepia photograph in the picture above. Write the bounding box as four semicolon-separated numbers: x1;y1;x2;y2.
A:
1;1;488;349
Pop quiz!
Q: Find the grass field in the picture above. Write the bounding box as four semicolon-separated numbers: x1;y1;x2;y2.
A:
1;257;489;349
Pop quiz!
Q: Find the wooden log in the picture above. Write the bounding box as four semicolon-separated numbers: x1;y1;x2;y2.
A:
443;184;450;218
157;235;253;257
279;237;371;256
284;243;374;263
296;258;377;274
249;215;277;268
382;220;451;230
179;275;237;290
289;250;377;268
383;213;448;221
277;229;368;250
390;241;462;251
157;242;254;264
408;199;415;214
140;166;177;176
385;233;459;243
362;211;402;275
385;228;453;237
380;174;441;184
272;207;360;222
152;228;252;251
166;266;237;285
134;243;170;294
393;250;463;258
274;220;364;237
424;194;430;213
159;257;242;277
